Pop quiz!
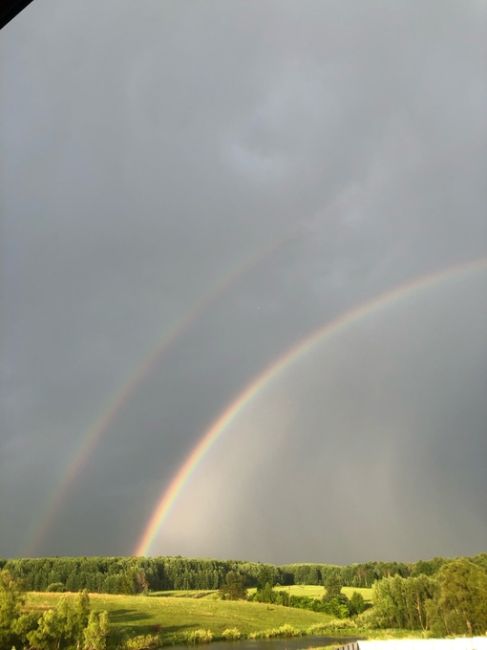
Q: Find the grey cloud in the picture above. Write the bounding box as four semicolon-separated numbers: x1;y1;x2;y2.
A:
1;0;486;559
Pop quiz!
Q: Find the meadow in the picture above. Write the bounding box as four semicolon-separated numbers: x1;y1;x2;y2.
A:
26;590;340;645
24;588;422;649
247;585;373;602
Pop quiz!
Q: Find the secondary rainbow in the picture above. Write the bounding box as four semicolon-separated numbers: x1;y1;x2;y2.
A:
135;257;487;556
22;233;293;556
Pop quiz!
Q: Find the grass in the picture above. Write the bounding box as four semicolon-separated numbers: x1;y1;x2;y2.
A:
247;585;374;603
317;628;431;649
26;591;337;645
149;590;218;600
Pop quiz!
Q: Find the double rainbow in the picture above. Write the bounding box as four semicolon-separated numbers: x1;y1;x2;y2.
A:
134;257;487;556
22;233;292;556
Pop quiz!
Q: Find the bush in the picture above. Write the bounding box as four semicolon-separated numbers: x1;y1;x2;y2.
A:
323;618;358;630
306;623;329;635
356;606;375;627
125;634;161;649
221;627;241;640
277;624;301;637
250;624;302;639
184;629;214;644
46;582;65;592
349;591;366;615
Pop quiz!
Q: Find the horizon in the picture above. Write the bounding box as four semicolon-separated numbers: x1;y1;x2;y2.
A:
3;550;485;568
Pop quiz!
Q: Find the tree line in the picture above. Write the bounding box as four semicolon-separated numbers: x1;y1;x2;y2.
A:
371;559;487;636
0;557;281;594
1;554;485;595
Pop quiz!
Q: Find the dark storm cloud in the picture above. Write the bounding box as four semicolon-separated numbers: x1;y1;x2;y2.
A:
0;0;486;559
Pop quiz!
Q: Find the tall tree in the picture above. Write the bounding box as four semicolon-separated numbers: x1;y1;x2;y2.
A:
372;575;437;630
430;559;487;635
219;571;247;600
83;611;109;650
0;569;24;648
323;572;342;600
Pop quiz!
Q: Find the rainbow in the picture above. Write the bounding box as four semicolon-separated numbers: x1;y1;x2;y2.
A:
22;233;293;556
134;257;487;556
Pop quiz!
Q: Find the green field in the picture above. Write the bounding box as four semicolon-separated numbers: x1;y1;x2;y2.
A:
149;590;218;599
22;588;429;649
26;591;337;645
247;585;373;603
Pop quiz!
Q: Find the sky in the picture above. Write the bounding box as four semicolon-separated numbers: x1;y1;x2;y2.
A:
1;0;486;564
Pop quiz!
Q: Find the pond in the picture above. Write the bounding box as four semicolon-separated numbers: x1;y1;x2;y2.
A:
184;636;357;650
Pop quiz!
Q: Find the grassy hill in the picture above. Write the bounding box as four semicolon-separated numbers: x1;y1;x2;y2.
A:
26;591;338;645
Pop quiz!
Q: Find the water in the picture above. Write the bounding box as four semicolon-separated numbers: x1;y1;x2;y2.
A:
193;636;358;650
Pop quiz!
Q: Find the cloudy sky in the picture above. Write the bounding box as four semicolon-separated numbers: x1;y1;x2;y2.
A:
1;0;486;564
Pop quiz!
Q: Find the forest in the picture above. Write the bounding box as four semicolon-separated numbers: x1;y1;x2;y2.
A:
3;554;482;595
